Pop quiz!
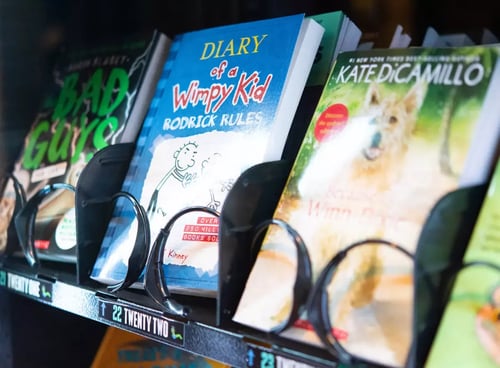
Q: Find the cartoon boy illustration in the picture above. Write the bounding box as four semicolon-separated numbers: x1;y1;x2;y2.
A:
201;152;222;210
147;141;198;219
200;152;235;211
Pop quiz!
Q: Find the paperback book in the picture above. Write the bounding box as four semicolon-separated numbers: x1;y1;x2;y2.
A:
234;45;500;366
282;10;361;161
91;326;229;368
90;14;324;296
0;30;171;262
425;158;500;367
421;26;475;47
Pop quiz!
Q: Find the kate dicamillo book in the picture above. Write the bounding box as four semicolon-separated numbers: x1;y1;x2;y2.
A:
0;30;171;262
90;14;324;296
426;158;500;368
233;45;500;366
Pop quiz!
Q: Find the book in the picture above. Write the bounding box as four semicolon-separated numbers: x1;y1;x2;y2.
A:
425;158;500;367
91;326;230;368
282;10;361;161
388;24;412;48
422;27;475;47
233;45;500;366
0;30;171;262
481;28;499;44
90;14;324;296
307;11;361;87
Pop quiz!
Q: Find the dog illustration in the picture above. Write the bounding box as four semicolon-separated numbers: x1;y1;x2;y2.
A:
348;81;427;191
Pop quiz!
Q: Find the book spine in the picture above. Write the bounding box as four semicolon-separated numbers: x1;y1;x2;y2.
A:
123;35;182;195
94;36;183;277
120;31;171;143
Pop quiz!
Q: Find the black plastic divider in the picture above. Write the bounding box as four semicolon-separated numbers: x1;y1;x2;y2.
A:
217;160;292;326
15;182;76;268
71;142;221;353
409;183;487;368
1;145;489;367
216;158;488;367
75;143;135;284
1;172;27;257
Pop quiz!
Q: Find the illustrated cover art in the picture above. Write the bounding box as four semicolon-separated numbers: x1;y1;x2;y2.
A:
91;14;323;295
91;326;230;368
0;31;170;262
426;159;500;367
234;46;500;366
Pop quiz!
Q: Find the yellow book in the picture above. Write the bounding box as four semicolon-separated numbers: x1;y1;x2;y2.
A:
91;327;230;368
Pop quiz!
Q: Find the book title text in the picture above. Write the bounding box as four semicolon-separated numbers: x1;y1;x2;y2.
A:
337;54;486;86
163;60;272;131
22;68;129;169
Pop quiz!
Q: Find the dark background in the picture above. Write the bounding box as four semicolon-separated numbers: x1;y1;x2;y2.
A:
0;0;499;366
1;0;499;174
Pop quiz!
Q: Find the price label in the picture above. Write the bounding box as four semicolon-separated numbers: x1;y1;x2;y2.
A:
0;270;53;302
98;299;185;346
246;344;328;368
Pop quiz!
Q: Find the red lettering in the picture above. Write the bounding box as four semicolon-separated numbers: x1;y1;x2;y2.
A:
232;72;256;105
197;216;219;225
172;81;199;112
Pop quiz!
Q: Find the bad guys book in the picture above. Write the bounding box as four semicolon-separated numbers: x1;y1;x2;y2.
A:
0;30;171;262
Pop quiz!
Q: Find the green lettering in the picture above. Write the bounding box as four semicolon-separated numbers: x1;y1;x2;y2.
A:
52;73;79;121
71;117;102;164
47;120;75;163
93;116;118;150
98;68;128;116
22;121;50;169
73;69;103;116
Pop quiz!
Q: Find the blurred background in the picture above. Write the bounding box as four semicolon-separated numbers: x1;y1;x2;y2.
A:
1;0;499;175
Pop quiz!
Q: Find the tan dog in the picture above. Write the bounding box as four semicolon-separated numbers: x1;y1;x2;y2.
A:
348;82;427;191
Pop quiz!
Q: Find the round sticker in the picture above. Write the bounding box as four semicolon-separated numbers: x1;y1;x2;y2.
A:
314;103;348;142
54;207;77;250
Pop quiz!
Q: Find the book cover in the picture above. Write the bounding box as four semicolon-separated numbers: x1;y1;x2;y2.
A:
233;45;500;366
90;14;324;296
425;159;500;367
0;30;171;262
306;11;359;87
91;326;230;368
282;11;361;161
422;27;476;47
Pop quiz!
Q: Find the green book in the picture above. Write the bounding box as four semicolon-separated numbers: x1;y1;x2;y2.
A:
426;158;500;367
0;31;171;262
282;10;361;161
234;45;500;367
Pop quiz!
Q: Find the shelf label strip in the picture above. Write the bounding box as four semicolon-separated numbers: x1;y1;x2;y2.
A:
97;299;185;347
246;343;330;368
0;269;53;302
